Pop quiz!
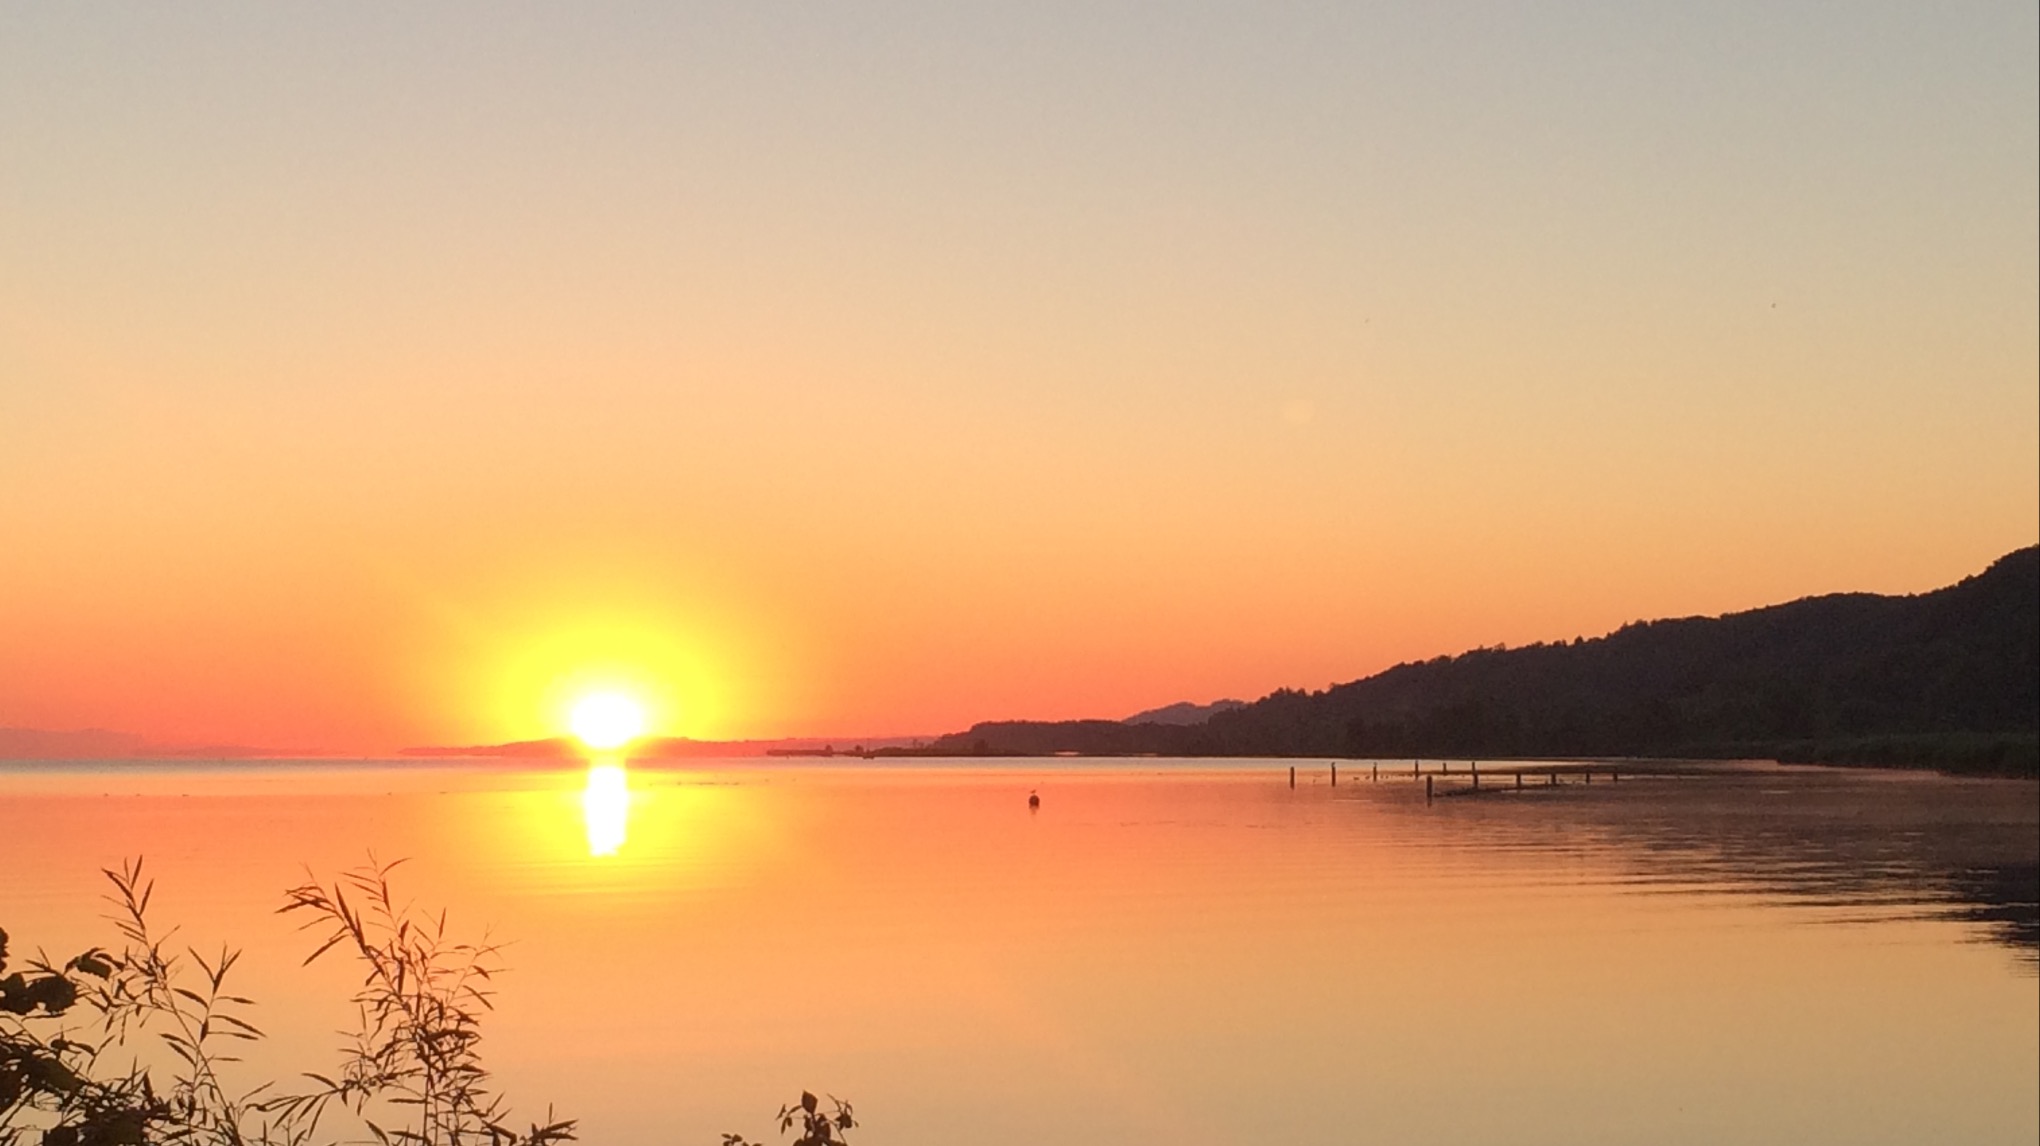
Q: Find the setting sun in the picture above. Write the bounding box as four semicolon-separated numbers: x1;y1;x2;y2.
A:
569;693;647;751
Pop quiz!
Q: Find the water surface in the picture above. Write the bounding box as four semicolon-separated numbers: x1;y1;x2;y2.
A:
2;758;2034;1144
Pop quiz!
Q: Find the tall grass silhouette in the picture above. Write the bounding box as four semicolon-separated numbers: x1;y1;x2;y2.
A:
5;859;853;1146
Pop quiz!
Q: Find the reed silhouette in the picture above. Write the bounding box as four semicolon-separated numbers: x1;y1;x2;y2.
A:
3;859;848;1146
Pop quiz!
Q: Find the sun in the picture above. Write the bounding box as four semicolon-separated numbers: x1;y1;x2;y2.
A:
569;692;647;751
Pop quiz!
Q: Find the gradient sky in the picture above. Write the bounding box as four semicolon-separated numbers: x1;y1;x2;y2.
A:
3;2;2035;751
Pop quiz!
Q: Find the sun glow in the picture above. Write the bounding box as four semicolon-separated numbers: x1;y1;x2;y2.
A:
570;692;647;750
451;595;774;747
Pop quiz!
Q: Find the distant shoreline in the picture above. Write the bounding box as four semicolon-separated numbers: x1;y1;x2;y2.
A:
763;728;2039;780
2;746;2033;783
7;547;2030;783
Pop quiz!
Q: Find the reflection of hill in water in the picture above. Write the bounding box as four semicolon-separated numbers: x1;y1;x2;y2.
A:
1402;766;2040;962
1943;863;2039;955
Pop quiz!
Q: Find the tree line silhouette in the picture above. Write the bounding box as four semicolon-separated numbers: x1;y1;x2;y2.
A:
918;547;2038;776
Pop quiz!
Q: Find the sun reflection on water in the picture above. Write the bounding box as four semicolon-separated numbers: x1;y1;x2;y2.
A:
582;760;631;856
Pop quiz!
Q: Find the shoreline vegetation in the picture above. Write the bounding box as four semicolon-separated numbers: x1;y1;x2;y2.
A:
1;860;844;1146
3;858;577;1146
837;732;2040;779
753;734;2040;780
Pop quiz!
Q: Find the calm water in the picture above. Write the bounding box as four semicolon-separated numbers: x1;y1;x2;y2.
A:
2;758;2035;1145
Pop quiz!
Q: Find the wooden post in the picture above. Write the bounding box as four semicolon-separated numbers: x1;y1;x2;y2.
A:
1515;771;1523;790
1425;774;1433;803
1472;768;1480;791
1584;769;1591;785
1611;768;1619;783
1548;771;1556;786
1413;760;1420;778
1331;763;1338;786
1289;765;1296;789
1372;764;1379;782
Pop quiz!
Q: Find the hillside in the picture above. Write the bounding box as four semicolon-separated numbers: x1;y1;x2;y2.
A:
924;548;2039;775
1124;699;1246;726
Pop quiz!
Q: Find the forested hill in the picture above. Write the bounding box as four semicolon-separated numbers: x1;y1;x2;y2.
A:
926;547;2039;775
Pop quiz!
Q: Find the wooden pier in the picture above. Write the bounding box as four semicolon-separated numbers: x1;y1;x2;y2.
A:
1292;760;1642;800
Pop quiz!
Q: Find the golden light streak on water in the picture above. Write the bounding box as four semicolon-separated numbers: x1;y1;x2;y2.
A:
582;760;630;856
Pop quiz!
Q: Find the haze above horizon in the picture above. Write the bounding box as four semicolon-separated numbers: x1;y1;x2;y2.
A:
3;2;2035;753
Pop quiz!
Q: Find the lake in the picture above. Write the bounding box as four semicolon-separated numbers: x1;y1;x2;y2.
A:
2;758;2035;1145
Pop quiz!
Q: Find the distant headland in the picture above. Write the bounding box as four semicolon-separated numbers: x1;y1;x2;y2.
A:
905;546;2039;777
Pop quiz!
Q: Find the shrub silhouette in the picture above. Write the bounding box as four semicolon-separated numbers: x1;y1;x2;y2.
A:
4;860;854;1146
720;1091;855;1146
1;858;571;1146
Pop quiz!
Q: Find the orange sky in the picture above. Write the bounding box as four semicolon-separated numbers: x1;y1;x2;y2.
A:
2;5;2035;751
